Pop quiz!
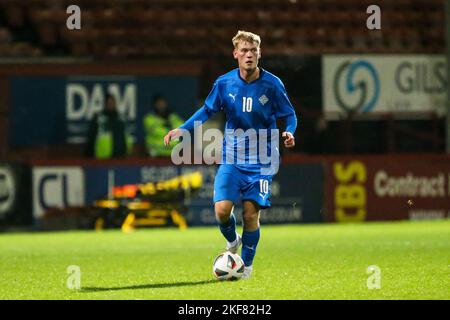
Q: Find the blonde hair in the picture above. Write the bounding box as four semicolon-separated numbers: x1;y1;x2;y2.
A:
232;30;261;49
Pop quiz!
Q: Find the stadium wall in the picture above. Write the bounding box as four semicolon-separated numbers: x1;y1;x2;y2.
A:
1;55;449;228
27;161;324;227
0;61;204;158
1;54;447;159
2;155;450;229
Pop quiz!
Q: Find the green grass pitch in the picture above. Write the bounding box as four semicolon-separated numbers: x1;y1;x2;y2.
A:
0;220;449;300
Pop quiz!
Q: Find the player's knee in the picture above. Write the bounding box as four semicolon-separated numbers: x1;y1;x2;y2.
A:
215;204;232;223
215;211;230;223
243;210;259;226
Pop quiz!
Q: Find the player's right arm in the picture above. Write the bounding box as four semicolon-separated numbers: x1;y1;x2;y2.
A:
164;106;213;145
164;80;223;146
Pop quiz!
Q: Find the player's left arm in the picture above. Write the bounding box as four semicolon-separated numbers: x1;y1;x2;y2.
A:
274;80;297;148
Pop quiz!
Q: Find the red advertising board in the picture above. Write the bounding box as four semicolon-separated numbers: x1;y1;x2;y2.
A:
325;159;450;222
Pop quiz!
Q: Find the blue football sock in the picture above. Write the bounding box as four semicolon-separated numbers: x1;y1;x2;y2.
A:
241;228;260;267
218;213;237;243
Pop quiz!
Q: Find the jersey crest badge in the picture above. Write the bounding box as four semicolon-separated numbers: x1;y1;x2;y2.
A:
259;94;269;105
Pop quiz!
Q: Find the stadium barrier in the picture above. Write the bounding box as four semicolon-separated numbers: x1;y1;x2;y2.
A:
2;154;449;230
28;161;324;228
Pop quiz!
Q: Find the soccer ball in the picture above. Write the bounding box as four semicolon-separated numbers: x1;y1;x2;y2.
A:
212;251;245;281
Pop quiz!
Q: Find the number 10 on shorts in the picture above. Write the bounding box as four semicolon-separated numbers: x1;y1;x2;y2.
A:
260;179;269;194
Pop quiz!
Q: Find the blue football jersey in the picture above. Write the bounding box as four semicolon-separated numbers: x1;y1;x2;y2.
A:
180;67;297;172
205;68;296;129
205;68;297;170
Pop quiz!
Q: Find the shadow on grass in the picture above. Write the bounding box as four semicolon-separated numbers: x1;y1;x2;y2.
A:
82;279;217;292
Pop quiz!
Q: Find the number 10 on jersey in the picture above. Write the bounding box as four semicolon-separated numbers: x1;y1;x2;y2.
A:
242;97;253;112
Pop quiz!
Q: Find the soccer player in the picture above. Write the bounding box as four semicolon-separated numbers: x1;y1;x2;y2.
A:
164;30;297;279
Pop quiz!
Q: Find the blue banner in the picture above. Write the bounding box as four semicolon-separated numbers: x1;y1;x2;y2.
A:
10;75;198;146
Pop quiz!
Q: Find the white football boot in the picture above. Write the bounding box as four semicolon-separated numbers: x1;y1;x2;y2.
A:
226;232;242;254
241;265;253;280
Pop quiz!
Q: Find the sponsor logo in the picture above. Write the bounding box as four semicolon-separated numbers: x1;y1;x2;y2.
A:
333;60;380;113
333;161;367;222
33;167;85;218
0;167;16;218
65;80;137;144
374;171;446;198
228;93;237;102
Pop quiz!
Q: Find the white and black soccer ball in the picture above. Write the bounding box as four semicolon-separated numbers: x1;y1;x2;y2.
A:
212;252;245;281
